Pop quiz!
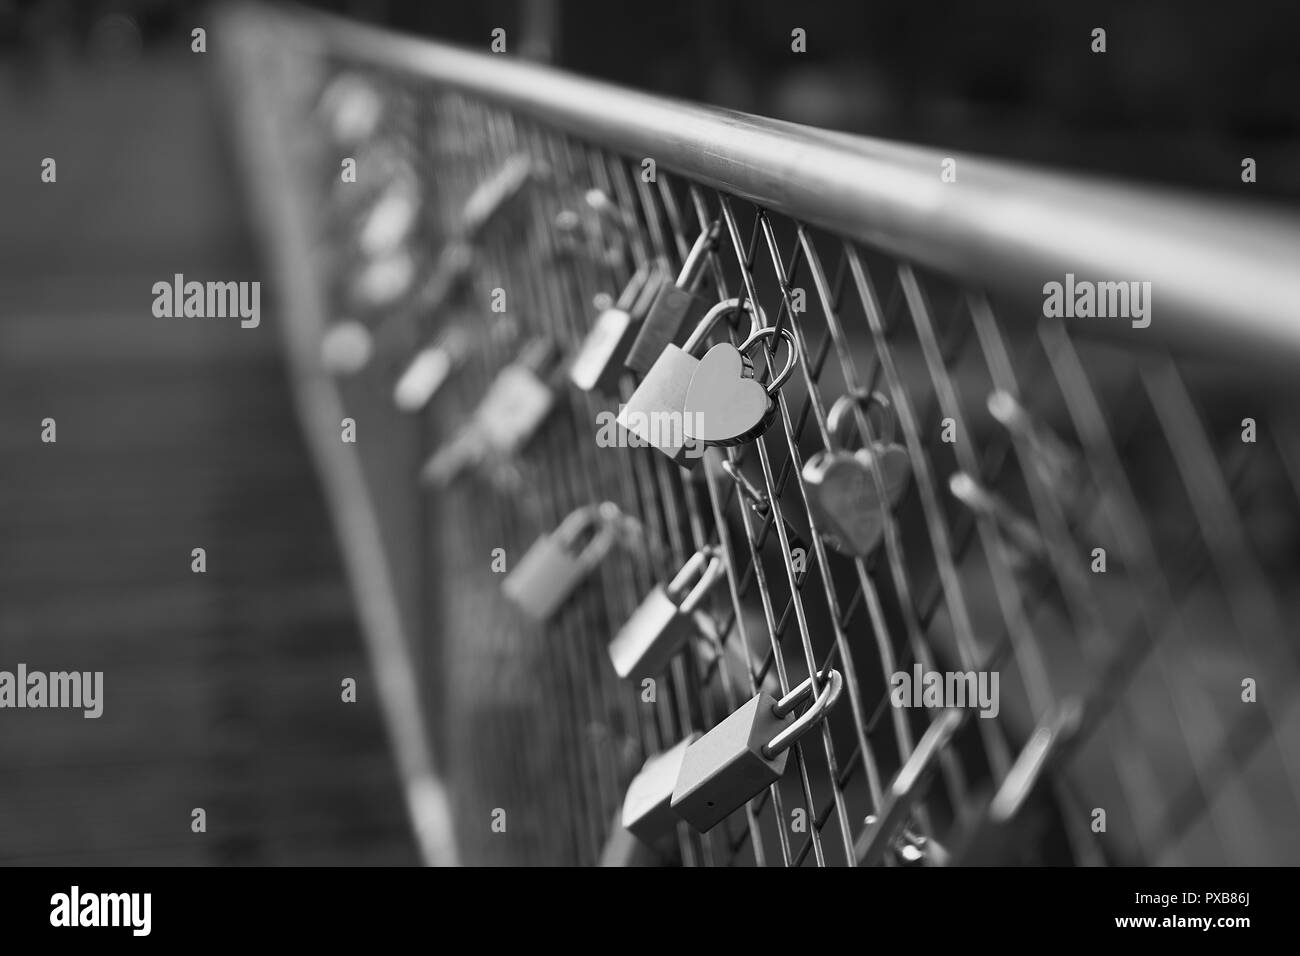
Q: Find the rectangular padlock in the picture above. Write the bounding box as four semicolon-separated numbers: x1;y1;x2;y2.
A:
621;732;700;846
502;505;617;621
474;339;558;454
671;669;844;832
670;692;792;833
614;343;705;467
501;534;591;621
608;549;724;681
598;811;663;867
623;221;719;373
420;425;486;488
568;262;658;394
393;326;471;412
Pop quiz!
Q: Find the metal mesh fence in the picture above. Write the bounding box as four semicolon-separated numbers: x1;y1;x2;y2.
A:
223;6;1300;866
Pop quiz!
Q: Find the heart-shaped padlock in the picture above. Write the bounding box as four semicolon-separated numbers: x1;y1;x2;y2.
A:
682;326;796;447
803;391;912;557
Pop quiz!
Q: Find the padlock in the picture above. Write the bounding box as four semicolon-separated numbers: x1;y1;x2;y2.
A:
358;177;421;258
419;338;557;487
861;816;950;867
392;326;472;412
351;244;416;310
802;390;912;557
568;261;661;394
608;547;726;682
598;811;664;867
616;298;763;468
854;707;963;865
670;669;844;832
681;326;797;447
502;503;620;621
459;154;535;240
620;732;701;846
317;72;383;146
623;221;720;373
371;241;476;359
319;319;374;375
474;339;558;454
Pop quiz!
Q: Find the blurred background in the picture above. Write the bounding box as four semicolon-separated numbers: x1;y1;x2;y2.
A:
1;0;1297;866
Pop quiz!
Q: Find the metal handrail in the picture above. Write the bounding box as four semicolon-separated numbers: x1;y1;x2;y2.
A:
262;2;1300;366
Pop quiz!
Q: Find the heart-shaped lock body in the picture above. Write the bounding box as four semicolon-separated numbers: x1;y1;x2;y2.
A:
680;343;773;446
804;442;911;557
682;327;796;447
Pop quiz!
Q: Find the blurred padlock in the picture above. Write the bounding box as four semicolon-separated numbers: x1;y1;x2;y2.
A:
420;337;558;486
319;319;374;376
393;326;472;412
855;708;963;865
598;811;664;867
351;244;416;310
502;503;621;621
474;337;558;453
624;221;720;373
460;154;535;239
616;298;762;468
670;669;843;832
621;732;701;846
608;547;726;682
802;391;912;557
569;262;663;394
317;72;383;146
358;177;422;258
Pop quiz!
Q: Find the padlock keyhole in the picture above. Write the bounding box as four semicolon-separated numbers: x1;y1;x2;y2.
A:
706;801;715;807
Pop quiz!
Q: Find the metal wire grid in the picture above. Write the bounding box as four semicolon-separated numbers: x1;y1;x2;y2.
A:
255;32;1300;867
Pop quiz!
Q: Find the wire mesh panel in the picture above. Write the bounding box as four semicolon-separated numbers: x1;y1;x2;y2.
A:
221;6;1300;866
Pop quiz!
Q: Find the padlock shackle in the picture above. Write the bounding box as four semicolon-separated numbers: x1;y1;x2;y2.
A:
736;327;798;397
675;220;721;290
762;668;844;759
826;389;896;449
664;545;725;614
682;298;766;355
612;261;653;310
553;501;623;570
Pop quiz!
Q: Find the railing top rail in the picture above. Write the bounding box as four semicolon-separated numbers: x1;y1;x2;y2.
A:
258;4;1300;364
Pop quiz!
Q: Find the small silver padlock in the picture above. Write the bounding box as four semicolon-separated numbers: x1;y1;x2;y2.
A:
317;72;383;146
616;298;764;468
854;707;963;865
370;241;476;362
624;222;720;373
350;244;417;310
502;503;621;621
670;668;844;832
459;154;534;240
358;177;421;259
568;261;663;394
422;337;557;485
802;391;912;557
598;810;664;867
620;732;701;846
608;547;726;682
681;326;797;447
393;326;472;412
320;319;374;376
474;337;558;454
861;816;950;867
